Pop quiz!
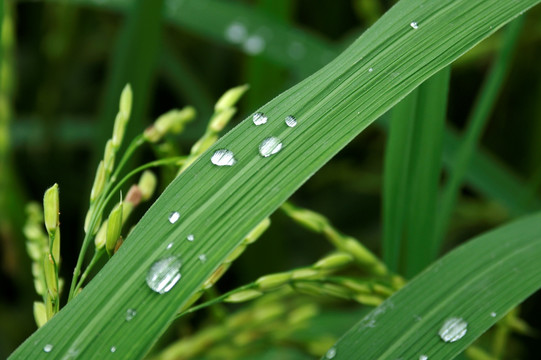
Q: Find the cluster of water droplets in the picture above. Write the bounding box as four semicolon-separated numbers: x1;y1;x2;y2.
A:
224;22;266;55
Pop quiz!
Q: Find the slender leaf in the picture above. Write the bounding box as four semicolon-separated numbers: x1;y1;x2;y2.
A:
326;211;541;359
434;18;525;247
9;0;540;359
383;68;450;276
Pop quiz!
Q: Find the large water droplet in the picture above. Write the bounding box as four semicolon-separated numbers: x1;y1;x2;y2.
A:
253;112;268;126
285;115;297;127
43;344;53;353
187;234;194;242
168;211;180;224
110;346;117;353
259;137;283;157
146;256;182;294
211;149;237;166
325;347;336;359
410;21;419;29
225;22;247;43
126;308;137;321
243;35;265;55
439;317;468;343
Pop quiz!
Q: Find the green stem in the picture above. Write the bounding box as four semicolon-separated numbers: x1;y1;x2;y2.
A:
75;249;105;292
68;135;146;301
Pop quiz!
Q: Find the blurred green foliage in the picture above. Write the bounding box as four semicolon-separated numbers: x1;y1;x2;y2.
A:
1;0;541;358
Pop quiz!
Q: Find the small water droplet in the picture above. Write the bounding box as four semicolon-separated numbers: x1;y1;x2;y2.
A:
419;355;428;360
325;347;336;359
225;22;247;43
187;234;194;242
243;35;265;55
126;308;137;321
490;312;497;317
211;149;237;166
43;344;53;353
285;115;297;127
110;346;117;353
168;211;180;224
166;242;173;250
146;256;182;294
368;67;374;72
439;317;468;343
253;112;268;125
198;254;207;262
259;137;283;157
410;21;419;29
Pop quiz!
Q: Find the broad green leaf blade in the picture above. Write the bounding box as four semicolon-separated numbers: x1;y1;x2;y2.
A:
326;211;541;360
9;0;540;359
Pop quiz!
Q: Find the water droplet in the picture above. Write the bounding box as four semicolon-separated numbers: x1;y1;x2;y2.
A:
146;256;182;294
419;355;428;360
211;149;237;166
43;344;53;353
285;115;297;127
187;234;194;242
259;137;283;157
126;308;137;321
368;67;374;72
439;317;468;343
110;346;117;353
490;312;497;317
243;35;265;55
325;347;336;359
253;112;268;125
225;22;247;43
198;254;207;262
168;211;180;224
410;21;419;29
166;242;173;250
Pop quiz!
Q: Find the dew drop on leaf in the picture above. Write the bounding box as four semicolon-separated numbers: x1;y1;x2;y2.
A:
187;234;194;242
225;22;247;44
325;347;336;359
259;137;283;157
243;35;265;55
285;115;297;127
146;256;182;294
211;149;237;166
490;312;497;317
168;211;180;224
166;242;173;250
410;21;419;29
368;67;374;72
253;112;268;126
439;317;468;343
126;308;137;321
110;346;117;353
419;355;428;360
198;254;207;263
43;344;53;353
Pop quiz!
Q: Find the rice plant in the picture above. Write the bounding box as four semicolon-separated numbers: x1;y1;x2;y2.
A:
1;0;541;359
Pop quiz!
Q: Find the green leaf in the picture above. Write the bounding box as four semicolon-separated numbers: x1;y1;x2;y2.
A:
383;68;450;276
325;211;541;359
9;0;540;359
